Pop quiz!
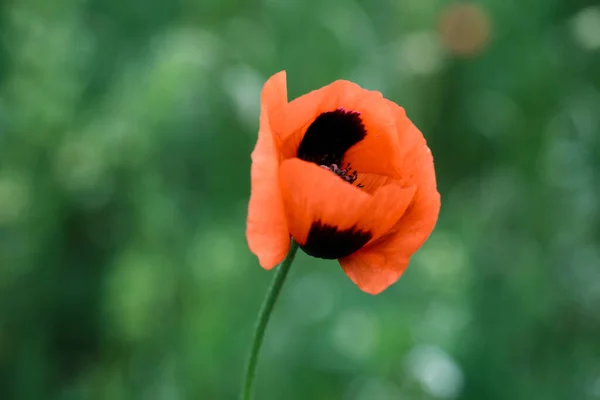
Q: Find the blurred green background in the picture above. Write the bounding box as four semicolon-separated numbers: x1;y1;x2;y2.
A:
1;0;600;399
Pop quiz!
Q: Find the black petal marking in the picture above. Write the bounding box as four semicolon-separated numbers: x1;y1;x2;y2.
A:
300;220;372;260
297;109;367;166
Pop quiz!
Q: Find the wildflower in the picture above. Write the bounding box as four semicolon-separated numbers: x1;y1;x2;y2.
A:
246;71;440;294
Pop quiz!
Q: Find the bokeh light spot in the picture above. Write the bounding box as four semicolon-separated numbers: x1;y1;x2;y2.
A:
570;6;600;50
399;32;445;76
438;2;492;57
405;345;464;399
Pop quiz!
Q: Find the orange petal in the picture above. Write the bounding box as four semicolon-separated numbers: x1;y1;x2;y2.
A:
339;251;410;295
279;158;415;259
339;93;402;178
353;172;398;195
386;100;429;178
246;71;291;269
340;110;440;295
279;80;403;178
260;71;288;147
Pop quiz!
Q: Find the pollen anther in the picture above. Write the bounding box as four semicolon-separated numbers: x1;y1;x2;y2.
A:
320;162;358;184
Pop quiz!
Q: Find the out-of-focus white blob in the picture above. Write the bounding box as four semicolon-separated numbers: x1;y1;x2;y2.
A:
570;7;600;50
589;373;600;398
222;66;264;128
405;345;464;399
398;32;445;76
332;309;379;360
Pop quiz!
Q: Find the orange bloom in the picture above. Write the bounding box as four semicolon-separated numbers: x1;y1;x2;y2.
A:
246;71;440;295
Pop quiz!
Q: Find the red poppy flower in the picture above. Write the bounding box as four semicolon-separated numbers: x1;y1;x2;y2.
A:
246;71;440;295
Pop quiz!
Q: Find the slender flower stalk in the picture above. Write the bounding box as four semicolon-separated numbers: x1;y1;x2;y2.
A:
241;240;299;400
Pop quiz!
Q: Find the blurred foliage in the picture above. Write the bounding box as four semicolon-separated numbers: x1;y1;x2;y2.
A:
1;0;600;399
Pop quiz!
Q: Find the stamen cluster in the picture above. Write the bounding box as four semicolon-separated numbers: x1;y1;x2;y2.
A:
320;163;358;184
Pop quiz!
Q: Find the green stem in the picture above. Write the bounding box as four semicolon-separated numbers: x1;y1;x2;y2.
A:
241;240;299;400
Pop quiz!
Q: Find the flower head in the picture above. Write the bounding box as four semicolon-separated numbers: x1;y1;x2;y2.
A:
246;71;440;295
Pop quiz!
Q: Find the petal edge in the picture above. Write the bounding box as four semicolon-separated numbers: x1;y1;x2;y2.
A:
246;72;291;269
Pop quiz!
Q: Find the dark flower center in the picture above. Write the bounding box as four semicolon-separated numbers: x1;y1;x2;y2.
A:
297;109;367;167
295;109;372;259
301;221;372;259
